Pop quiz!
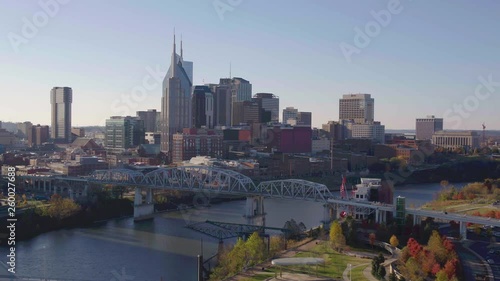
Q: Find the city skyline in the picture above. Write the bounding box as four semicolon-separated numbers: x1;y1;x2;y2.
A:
1;1;500;130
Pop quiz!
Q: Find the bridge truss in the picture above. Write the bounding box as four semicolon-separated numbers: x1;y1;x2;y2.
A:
86;166;332;202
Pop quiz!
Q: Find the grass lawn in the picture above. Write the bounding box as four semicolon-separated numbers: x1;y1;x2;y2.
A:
288;243;371;280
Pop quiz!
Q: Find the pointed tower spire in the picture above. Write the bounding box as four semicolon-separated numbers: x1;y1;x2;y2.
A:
171;28;176;78
180;34;183;61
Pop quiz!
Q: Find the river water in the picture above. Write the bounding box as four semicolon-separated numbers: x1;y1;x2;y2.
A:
0;182;470;281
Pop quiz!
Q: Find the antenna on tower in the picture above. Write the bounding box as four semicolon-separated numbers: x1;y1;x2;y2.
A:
482;122;486;147
229;61;232;79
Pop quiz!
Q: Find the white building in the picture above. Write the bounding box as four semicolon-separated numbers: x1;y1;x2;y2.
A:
352;178;382;219
348;122;385;144
339;94;374;124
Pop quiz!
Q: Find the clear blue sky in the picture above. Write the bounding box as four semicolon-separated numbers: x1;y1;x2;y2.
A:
1;0;499;130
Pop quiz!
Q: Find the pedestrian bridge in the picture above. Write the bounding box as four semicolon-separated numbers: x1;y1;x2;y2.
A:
19;166;500;238
88;166;334;202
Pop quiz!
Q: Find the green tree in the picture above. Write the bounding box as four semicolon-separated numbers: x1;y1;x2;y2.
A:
377;265;386;279
389;234;399;248
329;221;346;251
435;269;448;281
245;232;266;266
388;272;397;281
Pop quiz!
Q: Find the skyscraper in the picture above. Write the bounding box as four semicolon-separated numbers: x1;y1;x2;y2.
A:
50;87;72;143
213;79;232;127
105;116;145;150
252;93;279;123
137;109;160;132
231;77;252;102
282;107;298;125
339;94;374;124
192;85;214;129
416;115;443;140
297;112;312;127
161;34;193;155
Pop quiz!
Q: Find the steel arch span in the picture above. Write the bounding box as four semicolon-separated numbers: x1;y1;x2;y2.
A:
141;166;259;194
86;167;333;202
257;179;333;202
89;169;145;185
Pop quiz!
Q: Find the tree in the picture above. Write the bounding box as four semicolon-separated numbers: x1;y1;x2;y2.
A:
369;232;376;248
377;265;386;279
427;231;447;264
245;232;266;266
435;269;448;281
329;221;346;251
389;234;399;248
46;194;81;220
388;272;397;281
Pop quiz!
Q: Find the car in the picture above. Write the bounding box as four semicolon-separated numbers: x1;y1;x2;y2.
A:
487;259;494;264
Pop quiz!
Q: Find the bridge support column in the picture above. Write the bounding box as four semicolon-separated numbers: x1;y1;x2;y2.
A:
375;209;380;224
134;187;154;222
413;215;421;226
459;221;467;240
322;204;335;228
245;196;265;226
43;180;47;192
83;185;88;197
69;188;74;200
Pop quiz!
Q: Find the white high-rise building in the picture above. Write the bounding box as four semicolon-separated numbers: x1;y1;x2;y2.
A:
339;94;374;124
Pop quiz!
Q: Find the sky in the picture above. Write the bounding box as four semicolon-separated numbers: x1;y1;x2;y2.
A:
1;0;499;130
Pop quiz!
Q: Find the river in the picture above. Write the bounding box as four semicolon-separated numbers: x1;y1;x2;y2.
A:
0;181;470;281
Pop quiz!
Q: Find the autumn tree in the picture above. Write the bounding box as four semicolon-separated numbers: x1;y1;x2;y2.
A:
427;231;448;264
389;234;399;248
369;232;376;248
329;221;346;252
46;194;81;220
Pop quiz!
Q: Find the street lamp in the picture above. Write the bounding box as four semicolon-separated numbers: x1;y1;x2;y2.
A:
348;263;352;281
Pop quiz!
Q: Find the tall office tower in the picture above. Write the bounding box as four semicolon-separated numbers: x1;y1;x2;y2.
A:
28;125;49;147
137;109;160;132
339;94;374;124
105;116;145;150
50;87;73;143
232;101;260;125
322;121;344;141
231;77;252;102
212;79;232;127
16;121;33;139
282;107;299;125
160;34;193;155
252;93;279;123
297;112;312;127
192;85;214;129
416;115;443;140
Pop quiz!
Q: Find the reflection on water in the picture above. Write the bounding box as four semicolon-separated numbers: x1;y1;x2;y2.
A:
0;182;470;280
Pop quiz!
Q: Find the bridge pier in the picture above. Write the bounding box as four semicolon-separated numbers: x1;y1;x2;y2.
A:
134;187;154;222
459;221;467;240
322;204;335;228
244;196;265;227
413;215;421;226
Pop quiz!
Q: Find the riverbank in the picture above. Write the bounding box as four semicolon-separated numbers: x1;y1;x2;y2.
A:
0;194;247;246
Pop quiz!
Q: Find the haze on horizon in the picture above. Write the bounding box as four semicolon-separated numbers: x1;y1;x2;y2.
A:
1;0;499;130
